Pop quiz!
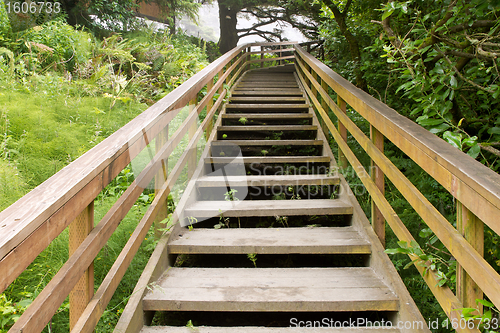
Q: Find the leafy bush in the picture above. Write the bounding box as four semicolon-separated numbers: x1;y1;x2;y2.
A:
18;18;93;71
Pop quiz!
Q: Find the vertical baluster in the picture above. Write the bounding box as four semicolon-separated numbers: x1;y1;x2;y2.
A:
154;126;169;238
260;46;264;68
206;79;214;140
320;80;330;139
457;203;484;314
246;47;251;71
337;96;348;169
69;203;94;331
188;97;198;179
370;125;385;246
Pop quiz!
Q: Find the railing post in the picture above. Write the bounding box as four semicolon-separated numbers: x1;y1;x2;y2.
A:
320;79;330;138
206;78;215;140
337;96;348;169
279;45;282;65
260;46;264;68
188;97;198;179
457;203;484;314
246;47;251;71
69;203;94;331
154;125;169;238
370;125;385;246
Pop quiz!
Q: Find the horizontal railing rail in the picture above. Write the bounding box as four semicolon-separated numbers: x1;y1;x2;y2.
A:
0;41;298;333
294;43;500;332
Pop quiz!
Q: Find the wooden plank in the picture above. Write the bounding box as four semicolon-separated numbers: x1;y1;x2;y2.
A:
294;44;500;238
143;267;398;312
69;203;94;331
370;125;385;246
205;156;330;164
457;203;484;313
169;226;370;254
112;235;171;333
184;198;352;217
226;104;308;109
231;91;303;96
222;113;311;119
140;327;401;332
211;139;322;146
217;125;316;131
195;174;340;187
228;97;306;103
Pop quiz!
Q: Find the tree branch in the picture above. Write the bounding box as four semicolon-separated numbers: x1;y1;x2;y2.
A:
479;144;500;158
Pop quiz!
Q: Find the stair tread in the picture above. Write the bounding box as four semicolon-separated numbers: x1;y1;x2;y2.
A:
227;104;308;109
196;174;339;187
141;327;401;332
211;139;322;146
205;156;330;164
229;97;306;103
222;113;311;119
142;267;398;312
231;91;303;96
169;227;370;254
218;125;316;131
184;199;352;217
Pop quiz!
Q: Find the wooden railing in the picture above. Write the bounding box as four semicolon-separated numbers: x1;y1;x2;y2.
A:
294;44;500;332
0;41;297;333
4;40;496;333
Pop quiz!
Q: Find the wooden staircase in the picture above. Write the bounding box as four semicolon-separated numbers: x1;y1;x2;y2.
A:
123;66;429;332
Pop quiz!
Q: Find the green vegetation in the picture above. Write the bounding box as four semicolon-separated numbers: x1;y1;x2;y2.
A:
0;9;209;332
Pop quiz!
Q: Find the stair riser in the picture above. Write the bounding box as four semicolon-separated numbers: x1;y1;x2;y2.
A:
211;145;322;157
204;162;331;176
195;185;337;201
217;130;317;141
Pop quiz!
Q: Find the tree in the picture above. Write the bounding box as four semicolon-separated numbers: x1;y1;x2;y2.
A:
217;0;292;53
375;0;500;162
146;0;202;35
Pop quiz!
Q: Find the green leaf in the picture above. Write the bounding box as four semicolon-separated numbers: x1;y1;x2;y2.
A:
462;136;478;147
419;228;434;238
381;8;395;20
476;299;495;308
418;118;444;126
450;75;458;88
429;123;450;134
487;127;500;135
443;131;462;149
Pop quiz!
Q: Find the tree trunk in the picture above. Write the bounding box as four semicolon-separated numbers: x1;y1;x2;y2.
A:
324;1;367;91
218;2;239;54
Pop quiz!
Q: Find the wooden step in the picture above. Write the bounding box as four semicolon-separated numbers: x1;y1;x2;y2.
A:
226;104;309;110
233;88;302;92
222;113;311;120
217;125;316;131
196;174;339;187
228;97;306;103
231;91;303;96
205;156;330;165
183;198;352;217
211;139;322;146
142;267;398;312
141;327;401;332
168;227;370;254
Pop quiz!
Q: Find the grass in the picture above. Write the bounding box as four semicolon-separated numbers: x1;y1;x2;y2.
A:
0;25;211;332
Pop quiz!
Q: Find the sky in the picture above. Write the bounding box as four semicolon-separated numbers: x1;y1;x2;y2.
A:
177;1;308;44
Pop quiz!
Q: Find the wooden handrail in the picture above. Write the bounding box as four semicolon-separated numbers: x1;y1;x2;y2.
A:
294;42;500;330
